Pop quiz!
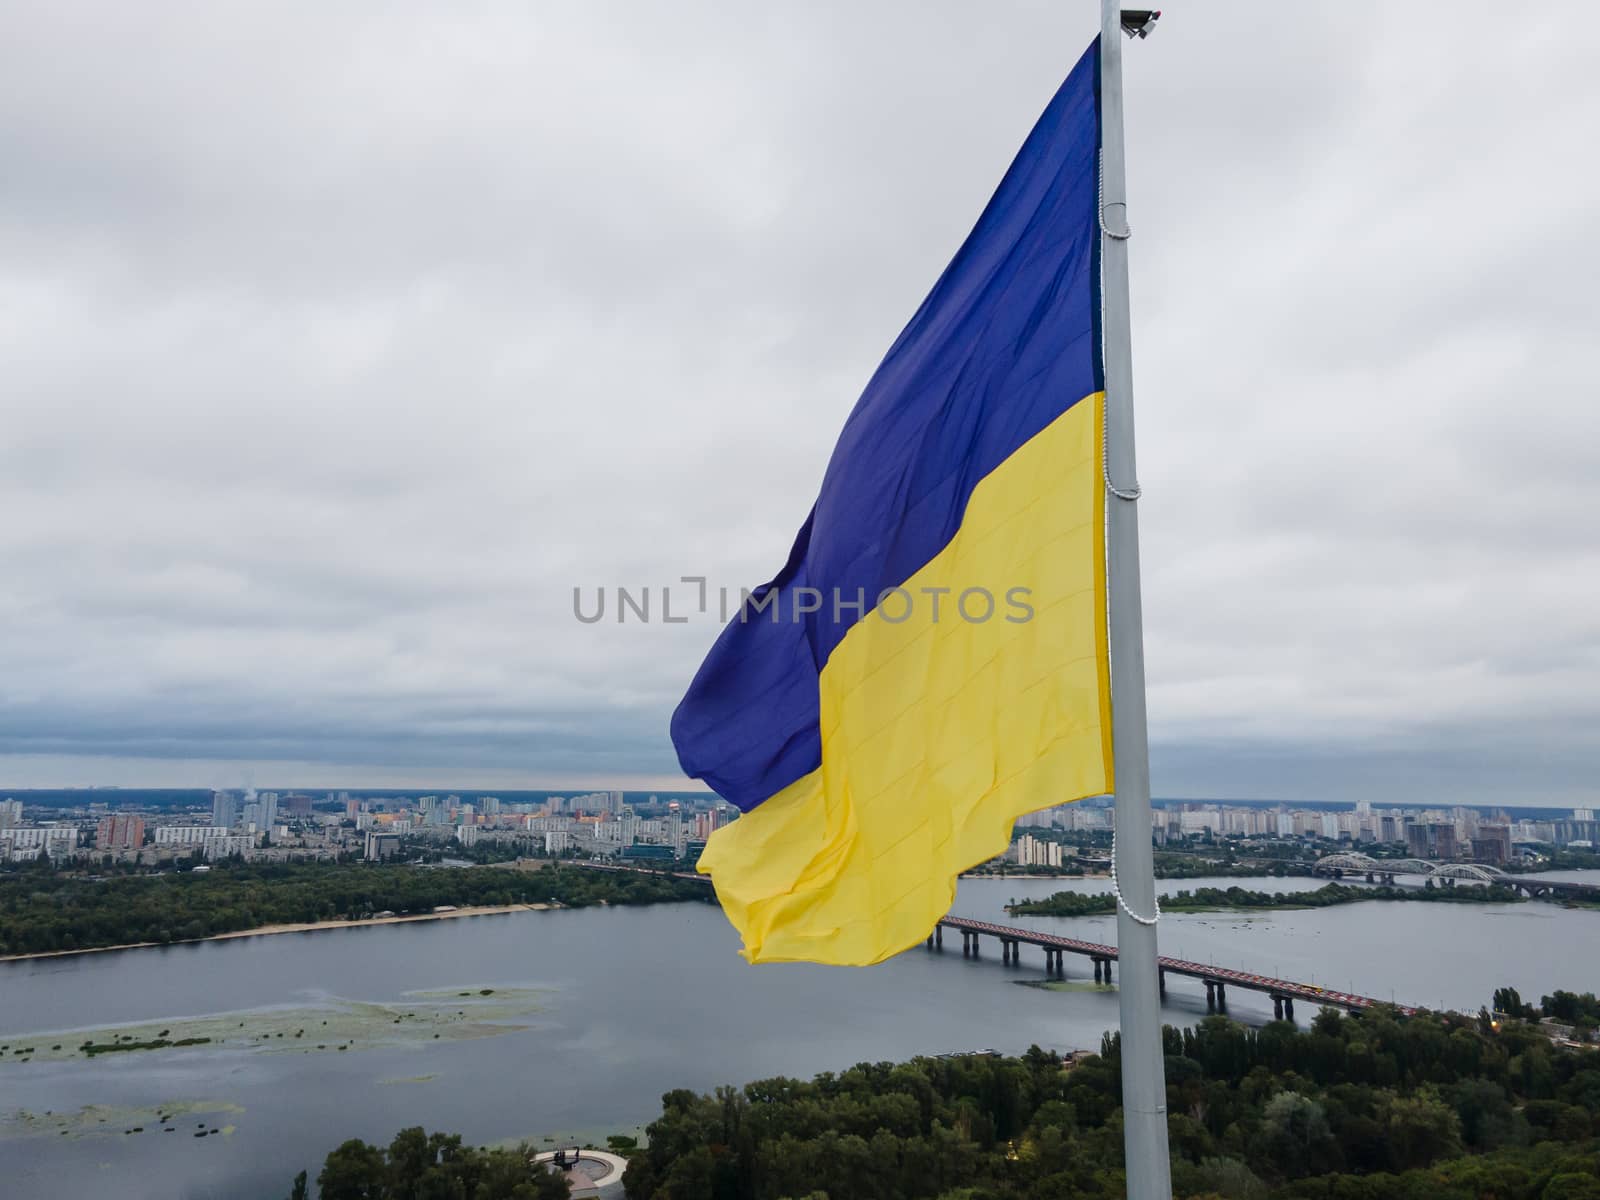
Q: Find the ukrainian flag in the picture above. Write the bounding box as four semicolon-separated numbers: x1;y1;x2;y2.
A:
671;41;1112;966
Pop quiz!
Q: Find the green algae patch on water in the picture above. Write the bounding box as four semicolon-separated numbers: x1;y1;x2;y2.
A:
1;1101;243;1143
1015;979;1112;994
0;985;552;1067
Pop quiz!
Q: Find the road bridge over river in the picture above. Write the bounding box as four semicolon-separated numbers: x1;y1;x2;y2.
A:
933;916;1418;1021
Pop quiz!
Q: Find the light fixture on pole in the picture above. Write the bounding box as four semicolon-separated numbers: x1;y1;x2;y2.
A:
1120;9;1161;39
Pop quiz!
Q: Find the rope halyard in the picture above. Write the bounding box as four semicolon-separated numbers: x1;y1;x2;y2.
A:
1098;147;1153;926
1102;413;1143;502
1098;150;1141;503
1110;826;1162;926
1098;149;1132;240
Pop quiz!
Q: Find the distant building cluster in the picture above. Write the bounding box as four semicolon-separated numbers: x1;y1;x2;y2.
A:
0;788;332;865
1011;833;1067;868
350;790;733;863
0;786;740;868
6;786;1592;872
1003;797;1597;868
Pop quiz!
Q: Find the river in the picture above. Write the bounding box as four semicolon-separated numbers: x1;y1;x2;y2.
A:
1;872;1595;1199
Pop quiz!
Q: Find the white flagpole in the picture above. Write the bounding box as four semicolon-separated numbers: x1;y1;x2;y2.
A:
1098;5;1173;1198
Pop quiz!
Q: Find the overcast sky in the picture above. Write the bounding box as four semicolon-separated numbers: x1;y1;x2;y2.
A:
3;1;1597;806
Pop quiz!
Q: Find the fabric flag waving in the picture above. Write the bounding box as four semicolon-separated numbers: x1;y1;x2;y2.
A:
671;40;1112;966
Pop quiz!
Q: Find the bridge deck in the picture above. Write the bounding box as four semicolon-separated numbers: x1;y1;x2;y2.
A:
939;916;1417;1014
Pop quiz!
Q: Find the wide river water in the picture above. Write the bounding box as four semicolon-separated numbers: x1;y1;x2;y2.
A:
2;871;1596;1199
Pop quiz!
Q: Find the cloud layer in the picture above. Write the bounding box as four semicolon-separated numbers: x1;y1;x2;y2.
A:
3;1;1597;803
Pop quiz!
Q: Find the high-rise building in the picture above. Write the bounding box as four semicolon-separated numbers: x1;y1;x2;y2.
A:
95;813;145;850
211;791;238;831
1434;824;1458;860
0;798;23;828
1015;833;1064;868
1407;822;1458;860
155;825;227;847
1471;824;1511;866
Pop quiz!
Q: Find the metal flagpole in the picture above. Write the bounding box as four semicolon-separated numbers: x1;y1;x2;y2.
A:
1099;5;1173;1199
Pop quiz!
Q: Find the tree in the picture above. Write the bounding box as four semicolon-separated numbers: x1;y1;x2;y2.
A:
1544;1174;1600;1200
1382;1089;1464;1171
1258;1090;1339;1179
318;1139;388;1200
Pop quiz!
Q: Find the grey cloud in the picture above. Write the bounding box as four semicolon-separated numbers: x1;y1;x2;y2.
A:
3;0;1597;804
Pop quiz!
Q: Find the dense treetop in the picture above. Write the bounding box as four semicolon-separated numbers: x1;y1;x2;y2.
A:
0;861;708;956
621;1007;1599;1200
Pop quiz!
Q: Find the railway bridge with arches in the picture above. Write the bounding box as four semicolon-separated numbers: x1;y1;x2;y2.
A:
1311;852;1597;900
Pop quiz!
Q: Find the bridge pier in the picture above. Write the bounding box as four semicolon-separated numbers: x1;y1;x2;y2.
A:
1283;997;1293;1022
1103;958;1113;983
1093;957;1102;983
1205;981;1215;1011
1215;983;1226;1012
1158;969;1166;998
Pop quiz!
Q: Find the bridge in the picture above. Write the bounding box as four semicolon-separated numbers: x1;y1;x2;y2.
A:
1312;853;1600;901
933;916;1417;1020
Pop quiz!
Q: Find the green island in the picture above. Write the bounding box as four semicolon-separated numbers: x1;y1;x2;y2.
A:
0;862;708;957
298;999;1600;1200
1007;882;1526;918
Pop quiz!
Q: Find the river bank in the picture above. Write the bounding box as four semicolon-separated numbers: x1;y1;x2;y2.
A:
1008;881;1527;918
0;902;554;964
